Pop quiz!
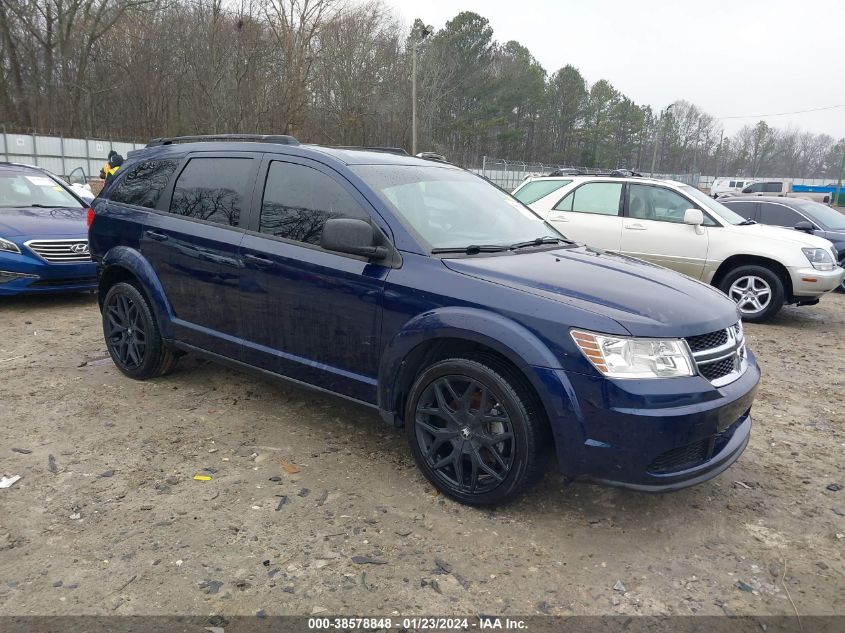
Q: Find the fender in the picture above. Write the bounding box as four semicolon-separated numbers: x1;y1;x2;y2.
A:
378;306;567;417
101;246;175;338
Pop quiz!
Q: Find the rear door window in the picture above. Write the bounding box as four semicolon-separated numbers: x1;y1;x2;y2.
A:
513;180;572;204
111;159;178;209
759;203;802;227
259;161;370;246
169;158;255;226
555;182;623;216
723;200;758;220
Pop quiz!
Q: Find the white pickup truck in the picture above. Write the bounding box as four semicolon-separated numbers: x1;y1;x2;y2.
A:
734;180;833;204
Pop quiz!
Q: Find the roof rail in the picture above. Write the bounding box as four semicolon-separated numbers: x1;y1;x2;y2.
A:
333;146;409;156
146;134;300;147
545;168;643;178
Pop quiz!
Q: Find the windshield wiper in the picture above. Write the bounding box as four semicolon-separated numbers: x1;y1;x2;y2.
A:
7;204;74;209
431;244;510;255
737;220;756;225
510;236;576;250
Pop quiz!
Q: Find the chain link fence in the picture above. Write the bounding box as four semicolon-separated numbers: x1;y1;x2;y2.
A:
472;156;701;191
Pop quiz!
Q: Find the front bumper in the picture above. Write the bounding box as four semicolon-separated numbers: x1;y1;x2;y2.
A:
789;265;845;298
531;351;760;492
0;248;96;296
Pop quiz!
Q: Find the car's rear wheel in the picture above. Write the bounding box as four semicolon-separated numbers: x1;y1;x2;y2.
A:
719;265;785;322
102;281;178;379
404;357;547;505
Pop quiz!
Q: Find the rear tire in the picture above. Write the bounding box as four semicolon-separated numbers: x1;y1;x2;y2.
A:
404;357;548;506
718;265;785;322
102;281;178;379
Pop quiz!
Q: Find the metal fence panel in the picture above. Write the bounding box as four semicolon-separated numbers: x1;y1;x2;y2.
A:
7;133;34;154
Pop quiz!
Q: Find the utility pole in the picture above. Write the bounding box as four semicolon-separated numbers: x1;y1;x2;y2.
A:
834;141;845;207
411;25;433;156
649;103;674;176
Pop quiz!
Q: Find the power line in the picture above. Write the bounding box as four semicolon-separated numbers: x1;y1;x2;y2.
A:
716;104;845;120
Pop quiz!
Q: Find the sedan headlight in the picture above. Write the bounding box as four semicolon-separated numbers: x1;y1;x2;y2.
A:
0;237;21;254
802;247;835;271
571;330;695;379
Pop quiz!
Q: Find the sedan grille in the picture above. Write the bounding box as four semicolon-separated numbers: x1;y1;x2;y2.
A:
685;322;746;386
25;239;91;263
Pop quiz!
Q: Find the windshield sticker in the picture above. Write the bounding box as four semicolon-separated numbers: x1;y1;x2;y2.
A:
25;176;56;187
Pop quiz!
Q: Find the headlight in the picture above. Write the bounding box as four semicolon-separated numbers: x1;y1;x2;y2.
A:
571;330;695;379
0;237;21;254
802;247;834;271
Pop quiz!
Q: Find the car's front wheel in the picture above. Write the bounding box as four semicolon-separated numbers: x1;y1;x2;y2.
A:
719;265;785;322
102;281;178;379
404;357;548;505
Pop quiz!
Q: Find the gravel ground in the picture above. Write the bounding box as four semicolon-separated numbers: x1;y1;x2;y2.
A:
0;292;843;617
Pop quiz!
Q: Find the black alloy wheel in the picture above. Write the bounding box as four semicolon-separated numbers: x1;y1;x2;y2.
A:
102;281;178;379
405;357;547;505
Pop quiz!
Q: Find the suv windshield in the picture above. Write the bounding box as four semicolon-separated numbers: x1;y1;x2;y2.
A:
353;165;561;250
789;199;845;230
680;185;746;225
0;171;82;209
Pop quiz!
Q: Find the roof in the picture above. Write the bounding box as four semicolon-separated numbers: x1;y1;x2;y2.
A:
522;174;690;188
128;141;457;169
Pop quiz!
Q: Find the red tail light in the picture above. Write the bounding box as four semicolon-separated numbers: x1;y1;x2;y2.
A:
87;207;95;228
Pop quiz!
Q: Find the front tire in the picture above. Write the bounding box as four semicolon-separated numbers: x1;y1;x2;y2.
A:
102;281;178;379
719;265;785;322
404;357;547;505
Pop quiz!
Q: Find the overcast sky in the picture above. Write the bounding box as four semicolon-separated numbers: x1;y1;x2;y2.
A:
388;0;844;139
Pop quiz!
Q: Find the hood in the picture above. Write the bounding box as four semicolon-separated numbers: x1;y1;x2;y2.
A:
442;246;739;338
0;206;89;238
719;222;834;248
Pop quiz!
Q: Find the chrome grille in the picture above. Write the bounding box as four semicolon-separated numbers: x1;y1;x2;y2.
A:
685;322;746;387
25;239;91;263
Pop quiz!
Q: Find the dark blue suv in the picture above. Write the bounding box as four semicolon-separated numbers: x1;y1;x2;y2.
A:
89;135;760;505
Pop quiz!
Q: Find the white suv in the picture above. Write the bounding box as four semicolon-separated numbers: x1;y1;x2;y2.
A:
513;175;844;322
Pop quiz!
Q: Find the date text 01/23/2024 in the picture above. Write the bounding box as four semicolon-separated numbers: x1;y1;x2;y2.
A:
307;616;528;629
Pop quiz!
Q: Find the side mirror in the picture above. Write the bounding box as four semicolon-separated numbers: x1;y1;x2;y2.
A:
321;218;388;260
684;209;704;226
741;187;752;194
794;220;815;233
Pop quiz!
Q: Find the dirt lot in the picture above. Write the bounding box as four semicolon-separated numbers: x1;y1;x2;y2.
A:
0;292;843;617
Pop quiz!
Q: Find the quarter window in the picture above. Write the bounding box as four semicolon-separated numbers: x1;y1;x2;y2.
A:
169;158;255;226
555;182;622;216
260;162;370;246
111;159;178;209
513;180;572;204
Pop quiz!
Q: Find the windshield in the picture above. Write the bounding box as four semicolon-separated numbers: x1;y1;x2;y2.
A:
788;199;845;230
353;165;561;250
680;185;746;225
0;171;82;209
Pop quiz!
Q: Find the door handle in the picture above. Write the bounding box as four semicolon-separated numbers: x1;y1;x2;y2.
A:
145;230;169;242
244;253;274;267
624;223;646;230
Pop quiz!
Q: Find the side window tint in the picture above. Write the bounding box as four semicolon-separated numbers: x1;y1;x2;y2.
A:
111;159;178;209
169;158;255;226
628;184;692;223
260;162;370;246
759;204;801;227
563;182;622;216
764;182;783;193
